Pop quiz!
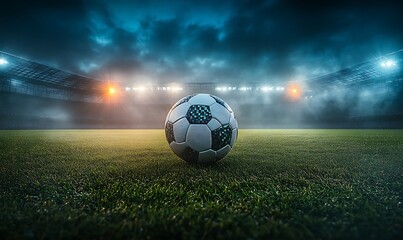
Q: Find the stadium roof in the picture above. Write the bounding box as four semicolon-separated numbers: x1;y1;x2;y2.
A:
0;51;103;102
308;49;403;89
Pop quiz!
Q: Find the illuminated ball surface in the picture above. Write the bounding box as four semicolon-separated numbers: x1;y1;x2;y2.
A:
165;94;238;163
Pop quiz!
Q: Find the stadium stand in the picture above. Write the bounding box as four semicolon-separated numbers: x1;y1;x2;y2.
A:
309;49;403;89
0;51;103;102
0;50;402;129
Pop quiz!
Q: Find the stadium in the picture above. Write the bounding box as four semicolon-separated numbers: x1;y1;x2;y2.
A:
1;1;402;239
1;50;402;129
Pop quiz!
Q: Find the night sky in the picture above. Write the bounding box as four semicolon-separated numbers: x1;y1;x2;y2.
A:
1;0;403;84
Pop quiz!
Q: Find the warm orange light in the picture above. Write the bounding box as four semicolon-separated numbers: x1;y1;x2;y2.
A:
286;83;302;101
102;82;121;103
108;87;116;95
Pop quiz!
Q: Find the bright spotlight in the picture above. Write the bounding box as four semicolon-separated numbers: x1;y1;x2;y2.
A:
216;86;229;91
381;59;397;68
239;87;251;91
261;86;269;92
103;83;121;103
133;86;147;92
0;58;8;65
108;87;116;95
276;87;283;91
286;83;302;101
171;86;183;92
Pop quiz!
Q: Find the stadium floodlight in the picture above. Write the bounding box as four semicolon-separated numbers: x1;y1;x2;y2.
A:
0;58;8;65
239;87;252;91
133;86;147;92
380;59;397;68
216;86;229;91
285;83;302;101
108;87;116;95
170;86;183;92
261;86;273;92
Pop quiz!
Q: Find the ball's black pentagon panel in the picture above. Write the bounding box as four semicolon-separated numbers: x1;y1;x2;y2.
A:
165;122;175;143
211;124;232;150
210;95;233;113
186;105;212;124
180;146;199;163
172;95;194;109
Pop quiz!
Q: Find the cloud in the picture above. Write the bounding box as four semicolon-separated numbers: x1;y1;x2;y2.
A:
1;0;403;84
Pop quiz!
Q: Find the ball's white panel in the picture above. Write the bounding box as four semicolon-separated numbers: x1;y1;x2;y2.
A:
173;118;189;143
188;94;216;106
216;145;231;160
225;104;233;113
211;95;233;112
168;102;191;123
210;103;231;125
229;117;238;130
207;118;221;131
186;125;212;152
198;149;216;163
230;128;238;147
169;141;188;156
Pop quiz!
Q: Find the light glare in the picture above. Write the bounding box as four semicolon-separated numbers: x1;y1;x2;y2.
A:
0;58;8;65
381;59;397;68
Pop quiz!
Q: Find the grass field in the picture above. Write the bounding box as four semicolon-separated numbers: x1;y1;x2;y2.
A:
0;130;402;239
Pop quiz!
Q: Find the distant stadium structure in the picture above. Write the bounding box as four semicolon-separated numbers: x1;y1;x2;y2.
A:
0;51;103;103
310;49;403;89
0;50;402;129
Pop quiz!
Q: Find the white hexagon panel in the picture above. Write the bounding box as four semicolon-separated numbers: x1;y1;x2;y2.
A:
165;93;238;164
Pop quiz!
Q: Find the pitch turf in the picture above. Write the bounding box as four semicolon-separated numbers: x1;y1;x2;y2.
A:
0;130;402;239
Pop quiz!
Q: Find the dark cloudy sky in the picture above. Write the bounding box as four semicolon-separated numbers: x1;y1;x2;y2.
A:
1;0;403;84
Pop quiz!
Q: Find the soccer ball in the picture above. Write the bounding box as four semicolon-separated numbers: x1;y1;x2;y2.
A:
165;93;238;163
